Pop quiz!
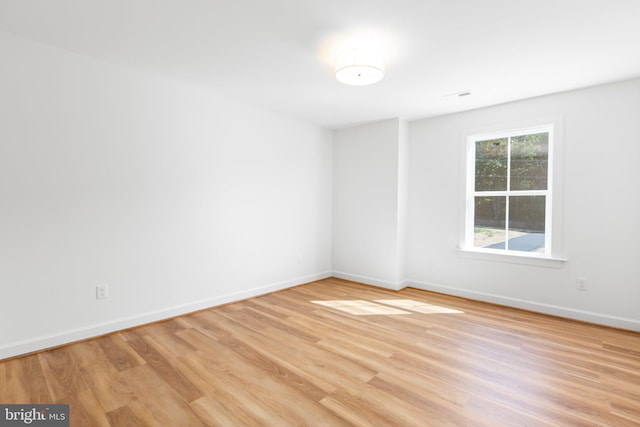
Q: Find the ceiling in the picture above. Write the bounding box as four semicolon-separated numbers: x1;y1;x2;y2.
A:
1;0;639;129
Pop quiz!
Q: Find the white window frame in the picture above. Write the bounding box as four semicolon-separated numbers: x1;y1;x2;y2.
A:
458;118;566;268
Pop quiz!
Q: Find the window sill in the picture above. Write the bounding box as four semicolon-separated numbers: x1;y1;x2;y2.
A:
456;248;567;268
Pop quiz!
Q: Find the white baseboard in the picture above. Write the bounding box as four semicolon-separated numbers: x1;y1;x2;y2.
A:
332;271;407;291
0;271;332;360
406;279;640;331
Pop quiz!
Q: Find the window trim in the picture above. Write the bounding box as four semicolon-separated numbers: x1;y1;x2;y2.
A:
458;117;566;267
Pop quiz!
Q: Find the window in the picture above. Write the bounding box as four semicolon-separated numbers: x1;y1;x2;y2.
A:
465;126;553;257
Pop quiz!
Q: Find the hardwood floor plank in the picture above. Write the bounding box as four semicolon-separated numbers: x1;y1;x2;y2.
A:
134;329;197;359
320;395;395;427
120;364;206;427
66;340;111;368
180;309;230;340
242;305;321;342
79;361;136;413
135;318;188;337
610;400;640;425
210;330;328;401
95;335;143;372
243;299;290;319
213;309;379;386
366;374;476;426
322;382;449;427
177;326;331;412
123;330;203;403
64;387;112;427
463;395;562;427
0;355;52;403
105;405;145;427
388;350;609;425
38;347;89;401
179;350;303;426
190;395;264;427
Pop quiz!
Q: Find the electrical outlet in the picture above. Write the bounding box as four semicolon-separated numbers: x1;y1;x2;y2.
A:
576;278;588;291
96;284;109;300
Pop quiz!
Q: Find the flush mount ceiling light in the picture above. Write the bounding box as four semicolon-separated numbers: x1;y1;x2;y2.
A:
335;48;385;86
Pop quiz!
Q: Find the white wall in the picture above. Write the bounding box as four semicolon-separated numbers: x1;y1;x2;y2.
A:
3;31;639;361
332;118;408;289
0;31;333;359
406;78;640;329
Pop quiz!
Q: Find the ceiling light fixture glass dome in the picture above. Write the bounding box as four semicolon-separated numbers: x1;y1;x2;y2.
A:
335;48;385;86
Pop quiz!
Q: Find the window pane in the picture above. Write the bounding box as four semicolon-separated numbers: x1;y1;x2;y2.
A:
510;132;548;191
475;138;508;191
474;196;506;248
508;196;546;253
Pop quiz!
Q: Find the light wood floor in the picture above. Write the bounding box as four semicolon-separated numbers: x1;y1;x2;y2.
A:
2;278;640;426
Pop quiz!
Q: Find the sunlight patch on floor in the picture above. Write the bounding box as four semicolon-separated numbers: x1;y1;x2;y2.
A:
375;300;464;314
311;299;464;316
311;300;411;315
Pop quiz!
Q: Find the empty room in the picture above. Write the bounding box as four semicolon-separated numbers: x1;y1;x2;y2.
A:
1;0;640;426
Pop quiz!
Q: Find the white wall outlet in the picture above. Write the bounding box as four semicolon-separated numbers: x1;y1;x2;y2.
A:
576;278;588;291
96;284;109;300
